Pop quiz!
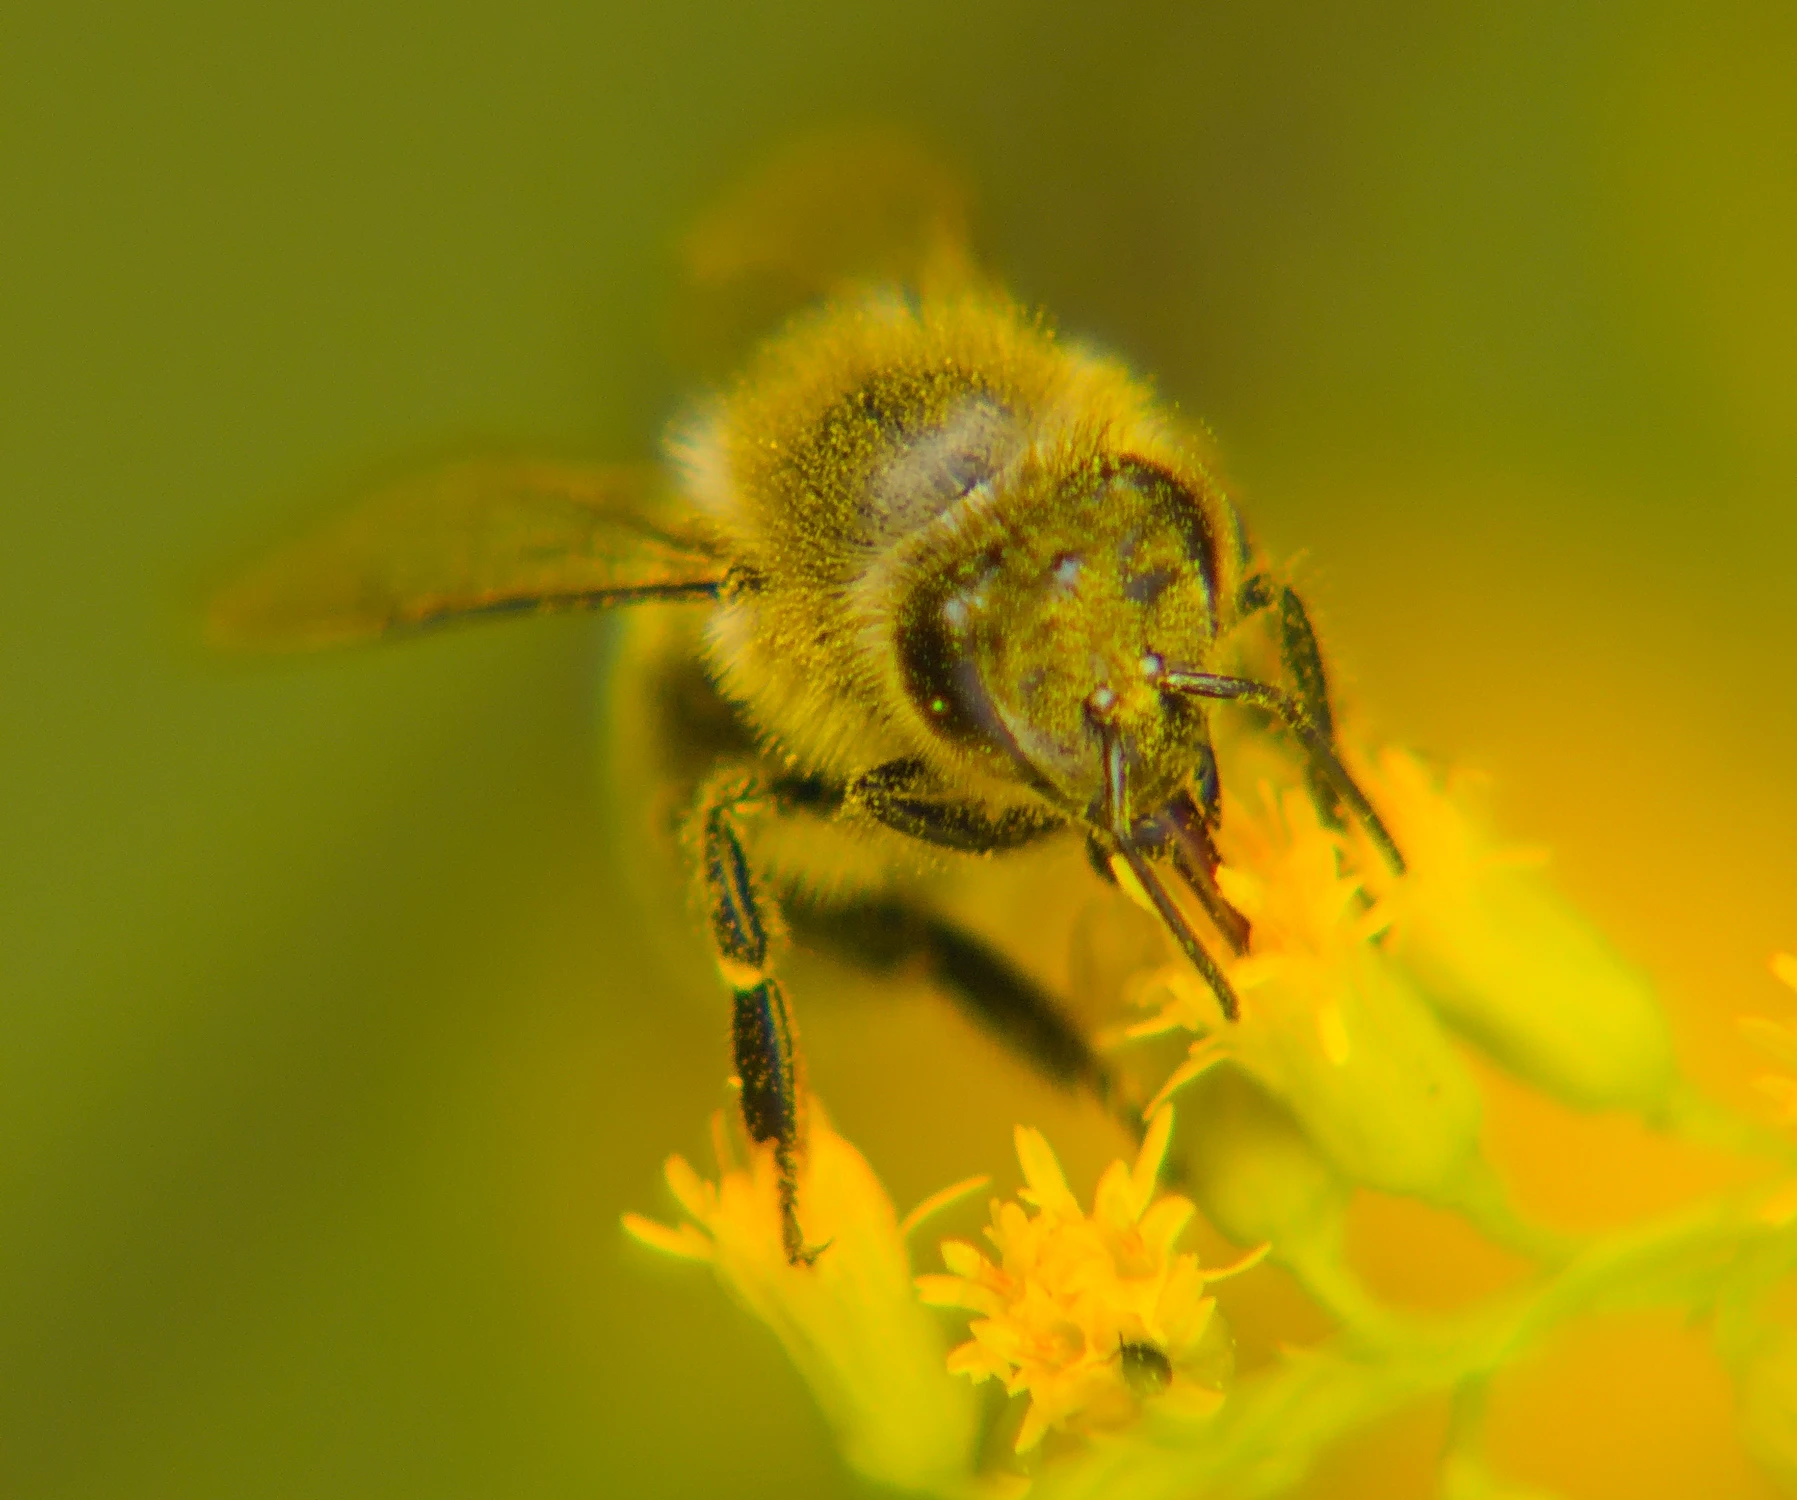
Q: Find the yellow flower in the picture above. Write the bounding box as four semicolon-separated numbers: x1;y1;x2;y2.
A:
1134;781;1486;1205
916;1106;1259;1455
623;1099;978;1495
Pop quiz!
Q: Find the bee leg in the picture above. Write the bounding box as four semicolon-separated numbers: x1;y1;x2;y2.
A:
1161;665;1406;876
788;897;1146;1141
1274;585;1348;829
1231;577;1353;823
697;782;826;1266
848;757;1065;853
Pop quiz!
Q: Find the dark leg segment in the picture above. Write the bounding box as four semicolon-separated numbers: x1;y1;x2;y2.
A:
788;898;1144;1136
1099;725;1243;1023
1277;586;1335;743
731;978;801;1195
848;757;1066;853
1162;668;1406;875
1219;577;1405;870
699;788;823;1265
1277;586;1347;828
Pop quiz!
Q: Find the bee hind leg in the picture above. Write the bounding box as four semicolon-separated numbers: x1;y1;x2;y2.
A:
788;896;1148;1143
696;778;827;1266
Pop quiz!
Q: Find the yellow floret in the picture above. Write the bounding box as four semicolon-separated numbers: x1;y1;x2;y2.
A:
917;1106;1260;1454
1136;782;1486;1205
623;1100;978;1494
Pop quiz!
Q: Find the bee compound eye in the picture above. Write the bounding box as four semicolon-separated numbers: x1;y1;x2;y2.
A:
1090;456;1222;634
895;579;1008;759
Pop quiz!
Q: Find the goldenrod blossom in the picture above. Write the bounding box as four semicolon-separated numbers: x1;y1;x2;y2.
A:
1135;782;1486;1205
623;1099;978;1494
916;1106;1256;1454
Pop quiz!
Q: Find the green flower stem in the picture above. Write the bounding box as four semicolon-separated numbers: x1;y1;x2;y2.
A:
1438;1154;1587;1267
1660;1077;1797;1166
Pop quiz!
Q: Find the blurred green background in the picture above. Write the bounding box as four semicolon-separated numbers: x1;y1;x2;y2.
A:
4;3;1795;1497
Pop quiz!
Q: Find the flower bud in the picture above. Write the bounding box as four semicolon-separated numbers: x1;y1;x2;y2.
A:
1178;1067;1411;1343
1179;1066;1349;1257
1363;749;1676;1119
624;1100;977;1492
1157;784;1487;1203
1228;942;1485;1202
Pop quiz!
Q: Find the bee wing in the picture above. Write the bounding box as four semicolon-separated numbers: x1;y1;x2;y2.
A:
671;130;983;374
208;461;726;652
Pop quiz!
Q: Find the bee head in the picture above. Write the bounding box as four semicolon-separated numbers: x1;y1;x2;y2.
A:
896;454;1225;820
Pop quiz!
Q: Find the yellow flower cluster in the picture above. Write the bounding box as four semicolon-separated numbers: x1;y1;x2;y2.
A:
916;1106;1257;1454
623;1105;979;1495
1131;772;1486;1209
623;737;1788;1496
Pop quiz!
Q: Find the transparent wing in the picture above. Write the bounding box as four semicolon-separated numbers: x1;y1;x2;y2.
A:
208;460;727;652
670;130;983;375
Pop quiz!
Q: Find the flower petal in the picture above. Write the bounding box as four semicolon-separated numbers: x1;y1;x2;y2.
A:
916;1274;1002;1316
621;1212;714;1263
1014;1125;1082;1220
663;1153;713;1223
946;1339;1008;1382
898;1175;991;1239
1129;1105;1175;1217
1137;1195;1196;1260
940;1237;989;1280
1093;1160;1138;1231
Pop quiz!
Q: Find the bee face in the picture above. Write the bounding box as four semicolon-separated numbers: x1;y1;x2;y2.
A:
898;452;1225;819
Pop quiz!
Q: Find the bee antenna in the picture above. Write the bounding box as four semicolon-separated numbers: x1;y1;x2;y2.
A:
1099;727;1240;1023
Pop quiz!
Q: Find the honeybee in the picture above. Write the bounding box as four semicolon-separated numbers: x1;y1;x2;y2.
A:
211;138;1404;1265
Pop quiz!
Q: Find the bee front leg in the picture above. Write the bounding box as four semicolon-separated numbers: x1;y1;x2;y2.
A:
695;778;826;1266
1273;585;1349;830
1232;575;1347;828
